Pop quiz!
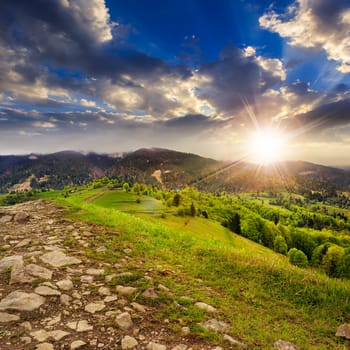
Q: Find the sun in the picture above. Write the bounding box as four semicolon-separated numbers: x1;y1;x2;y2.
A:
247;128;285;165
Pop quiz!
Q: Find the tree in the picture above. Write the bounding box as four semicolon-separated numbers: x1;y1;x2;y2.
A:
273;235;288;255
190;203;196;217
173;193;181;207
228;213;241;234
321;245;344;277
122;182;130;192
288;248;309;268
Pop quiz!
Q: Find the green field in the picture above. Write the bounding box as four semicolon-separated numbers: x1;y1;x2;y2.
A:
36;186;350;349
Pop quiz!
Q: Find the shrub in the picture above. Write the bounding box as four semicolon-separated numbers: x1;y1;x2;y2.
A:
273;235;288;255
321;245;344;277
288;248;309;268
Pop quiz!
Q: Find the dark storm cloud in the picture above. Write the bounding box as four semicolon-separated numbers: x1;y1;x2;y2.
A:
196;45;285;115
288;98;350;135
0;0;189;84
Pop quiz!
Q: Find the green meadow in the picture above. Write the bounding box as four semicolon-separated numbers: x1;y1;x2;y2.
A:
34;186;350;349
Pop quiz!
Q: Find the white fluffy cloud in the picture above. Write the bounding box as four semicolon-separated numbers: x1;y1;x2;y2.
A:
259;0;350;72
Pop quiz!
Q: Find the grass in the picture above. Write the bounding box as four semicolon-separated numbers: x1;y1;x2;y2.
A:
39;187;350;349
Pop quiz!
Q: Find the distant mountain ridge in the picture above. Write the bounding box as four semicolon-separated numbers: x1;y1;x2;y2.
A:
0;148;350;193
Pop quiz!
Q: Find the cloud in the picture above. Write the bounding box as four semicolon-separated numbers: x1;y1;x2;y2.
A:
191;45;285;121
80;99;96;107
259;0;350;72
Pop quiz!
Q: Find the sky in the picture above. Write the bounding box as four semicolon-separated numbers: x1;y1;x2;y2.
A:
1;0;350;165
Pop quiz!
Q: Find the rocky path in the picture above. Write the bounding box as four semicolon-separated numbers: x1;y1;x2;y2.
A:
0;200;300;350
0;200;225;350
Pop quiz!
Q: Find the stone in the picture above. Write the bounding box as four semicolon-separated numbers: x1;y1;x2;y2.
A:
0;291;45;311
116;312;133;330
0;311;20;322
104;295;118;303
274;340;299;350
181;326;190;335
131;302;146;313
80;275;94;283
172;345;187;350
147;341;167;350
14;212;29;223
36;343;54;350
40;251;81;268
34;286;61;296
15;238;31;248
158;284;170;292
0;215;12;223
30;329;69;342
195;302;217;313
121;335;139;349
98;286;111;296
0;255;23;272
10;264;53;284
60;294;72;306
67;320;93;332
21;321;32;330
71;340;87;349
142;287;158;299
223;334;246;348
84;302;105;313
86;268;104;275
336;324;350;339
46;314;61;326
20;336;32;344
200;319;229;333
116;285;137;296
56;279;74;290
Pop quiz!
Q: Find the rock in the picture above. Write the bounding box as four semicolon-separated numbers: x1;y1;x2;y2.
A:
71;340;87;349
40;251;81;268
14;212;29;223
36;343;54;350
0;291;45;311
116;312;133;330
195;302;217;313
56;279;74;291
80;275;94;283
131;302;146;313
200;319;230;333
147;341;167;350
0;311;20;322
34;286;61;296
158;284;170;292
274;339;299;350
121;335;139;349
0;255;23;272
104;295;118;303
98;286;111;296
15;238;31;248
20;336;32;344
20;321;32;330
142;287;158;299
60;294;72;306
116;285;137;296
172;345;187;350
224;334;246;348
84;302;105;313
10;264;53;284
181;326;190;335
336;324;350;339
0;215;13;223
46;314;61;326
67;319;93;332
86;268;104;275
30;329;70;342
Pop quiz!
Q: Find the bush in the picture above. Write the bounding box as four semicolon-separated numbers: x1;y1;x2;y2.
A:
273;235;288;255
321;245;344;277
288;248;309;268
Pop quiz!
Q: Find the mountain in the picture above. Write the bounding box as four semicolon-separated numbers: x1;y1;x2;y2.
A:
1;148;350;193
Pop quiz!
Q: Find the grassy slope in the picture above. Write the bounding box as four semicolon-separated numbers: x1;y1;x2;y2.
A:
42;188;350;349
